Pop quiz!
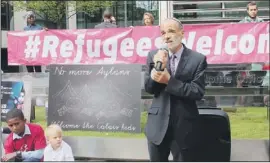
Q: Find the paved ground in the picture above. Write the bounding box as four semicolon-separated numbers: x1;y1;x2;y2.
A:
1;134;269;161
63;136;269;161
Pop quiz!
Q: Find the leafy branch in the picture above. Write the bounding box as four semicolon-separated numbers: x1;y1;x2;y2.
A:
10;1;115;29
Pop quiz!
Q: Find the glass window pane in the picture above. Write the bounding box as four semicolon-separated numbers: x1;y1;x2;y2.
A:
89;10;104;28
197;4;222;17
116;3;125;27
224;1;269;18
1;2;13;30
76;1;159;29
76;13;85;29
1;5;6;14
224;1;270;9
1;15;7;30
224;2;248;8
225;10;270;18
173;3;222;20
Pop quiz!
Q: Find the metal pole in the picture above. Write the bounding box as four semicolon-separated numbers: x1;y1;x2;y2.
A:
66;2;69;29
124;1;127;27
0;1;3;158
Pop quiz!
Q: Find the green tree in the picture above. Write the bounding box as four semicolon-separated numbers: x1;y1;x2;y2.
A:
11;1;114;29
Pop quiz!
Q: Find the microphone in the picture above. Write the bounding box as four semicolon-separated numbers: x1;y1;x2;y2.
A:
155;44;169;71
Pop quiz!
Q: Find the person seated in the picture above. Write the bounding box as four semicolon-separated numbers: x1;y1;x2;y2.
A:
1;109;46;162
43;124;74;161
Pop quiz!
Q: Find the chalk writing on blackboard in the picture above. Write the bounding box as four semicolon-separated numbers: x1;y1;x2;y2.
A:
50;120;137;131
96;66;130;79
52;80;77;98
53;78;135;120
48;64;142;133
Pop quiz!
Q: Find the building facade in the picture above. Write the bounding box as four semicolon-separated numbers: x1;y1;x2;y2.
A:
1;1;269;72
170;1;269;24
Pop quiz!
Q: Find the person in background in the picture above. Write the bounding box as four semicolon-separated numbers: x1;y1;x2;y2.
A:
94;10;117;29
239;1;264;71
43;124;74;161
143;12;154;26
1;109;46;162
239;1;264;23
238;1;265;106
110;16;116;25
24;12;48;73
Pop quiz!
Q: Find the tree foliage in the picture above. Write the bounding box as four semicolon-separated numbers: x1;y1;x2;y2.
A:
10;1;114;28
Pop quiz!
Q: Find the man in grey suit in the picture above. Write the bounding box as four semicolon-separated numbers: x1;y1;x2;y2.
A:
94;10;117;29
144;18;208;162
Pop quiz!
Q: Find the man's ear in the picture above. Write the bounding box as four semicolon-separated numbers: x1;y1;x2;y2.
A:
23;119;27;123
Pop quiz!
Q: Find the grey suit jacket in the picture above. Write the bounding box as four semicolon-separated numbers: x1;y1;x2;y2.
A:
94;22;117;29
144;44;208;148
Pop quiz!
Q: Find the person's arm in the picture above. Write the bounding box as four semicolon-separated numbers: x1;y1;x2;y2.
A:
42;147;50;161
64;146;75;161
144;51;166;95
21;149;44;161
165;56;208;101
4;138;14;154
21;125;46;161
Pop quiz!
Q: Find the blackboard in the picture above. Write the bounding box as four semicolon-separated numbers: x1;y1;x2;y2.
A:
48;64;142;133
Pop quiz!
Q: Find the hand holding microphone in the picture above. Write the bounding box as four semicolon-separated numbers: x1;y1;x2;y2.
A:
154;45;169;71
151;45;171;84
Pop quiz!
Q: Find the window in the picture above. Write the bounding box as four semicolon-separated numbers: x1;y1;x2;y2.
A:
173;1;269;23
173;2;222;21
76;9;104;29
33;12;67;29
35;17;66;29
1;1;13;30
224;1;270;18
76;1;159;29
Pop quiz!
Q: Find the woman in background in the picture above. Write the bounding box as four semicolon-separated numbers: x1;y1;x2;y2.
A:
142;12;154;26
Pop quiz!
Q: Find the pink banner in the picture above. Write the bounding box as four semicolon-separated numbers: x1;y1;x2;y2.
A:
8;22;269;65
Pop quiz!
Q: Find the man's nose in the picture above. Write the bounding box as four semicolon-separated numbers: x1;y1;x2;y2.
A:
165;34;170;40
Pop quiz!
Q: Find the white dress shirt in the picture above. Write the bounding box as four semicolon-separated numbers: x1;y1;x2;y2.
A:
43;140;74;161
